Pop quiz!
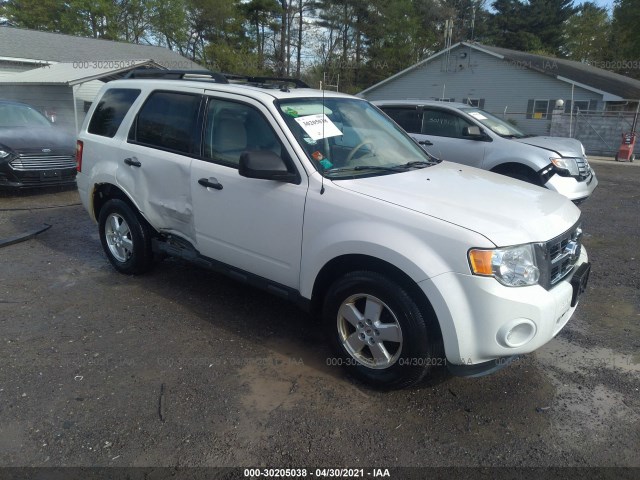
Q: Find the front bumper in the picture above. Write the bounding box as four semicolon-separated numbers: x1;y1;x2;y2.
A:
419;247;589;369
0;167;77;189
544;169;598;204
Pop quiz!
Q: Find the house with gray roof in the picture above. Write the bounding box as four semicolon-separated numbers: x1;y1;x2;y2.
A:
0;26;200;130
360;42;640;152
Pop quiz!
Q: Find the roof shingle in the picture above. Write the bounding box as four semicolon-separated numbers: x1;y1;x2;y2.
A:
0;26;201;70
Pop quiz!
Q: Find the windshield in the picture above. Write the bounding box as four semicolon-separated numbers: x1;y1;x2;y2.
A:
277;98;435;178
459;107;527;138
0;103;52;128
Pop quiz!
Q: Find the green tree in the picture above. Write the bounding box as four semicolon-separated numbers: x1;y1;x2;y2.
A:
486;0;576;55
149;0;190;53
527;0;576;55
611;0;640;79
440;0;490;43
563;2;611;63
364;0;425;85
4;0;77;34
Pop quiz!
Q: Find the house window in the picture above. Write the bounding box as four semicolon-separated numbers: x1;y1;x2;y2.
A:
565;100;590;113
465;98;485;108
604;101;637;113
532;100;549;119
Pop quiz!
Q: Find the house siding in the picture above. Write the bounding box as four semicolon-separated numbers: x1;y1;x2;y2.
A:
362;45;602;136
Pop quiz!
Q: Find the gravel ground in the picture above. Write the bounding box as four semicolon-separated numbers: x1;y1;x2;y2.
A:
0;162;638;473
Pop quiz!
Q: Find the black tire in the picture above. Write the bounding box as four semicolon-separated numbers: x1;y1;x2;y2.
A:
323;271;443;390
615;153;619;162
98;199;154;275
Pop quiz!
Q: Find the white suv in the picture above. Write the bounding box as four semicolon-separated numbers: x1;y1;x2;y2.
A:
76;70;591;389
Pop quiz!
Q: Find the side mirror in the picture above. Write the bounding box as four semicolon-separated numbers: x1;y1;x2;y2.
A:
239;150;299;184
463;125;483;138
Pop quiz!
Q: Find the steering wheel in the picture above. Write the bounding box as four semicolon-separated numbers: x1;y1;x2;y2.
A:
345;138;376;164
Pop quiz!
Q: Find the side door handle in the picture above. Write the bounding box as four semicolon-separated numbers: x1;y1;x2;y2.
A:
124;157;141;167
198;177;223;190
418;139;433;146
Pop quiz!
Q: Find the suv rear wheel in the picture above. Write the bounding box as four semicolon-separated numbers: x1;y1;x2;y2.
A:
323;271;442;389
98;199;154;274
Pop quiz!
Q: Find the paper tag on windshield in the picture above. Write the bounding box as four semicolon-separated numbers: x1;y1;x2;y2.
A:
468;111;487;120
294;114;342;141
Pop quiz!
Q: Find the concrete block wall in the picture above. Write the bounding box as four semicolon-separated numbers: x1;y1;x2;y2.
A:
550;109;638;156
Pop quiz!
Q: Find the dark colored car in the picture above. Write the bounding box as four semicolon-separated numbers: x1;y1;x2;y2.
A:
0;100;77;189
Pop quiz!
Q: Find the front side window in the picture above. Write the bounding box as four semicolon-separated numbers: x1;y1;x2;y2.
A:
278;98;434;178
130;91;200;154
203;99;284;167
421;109;473;138
89;88;140;137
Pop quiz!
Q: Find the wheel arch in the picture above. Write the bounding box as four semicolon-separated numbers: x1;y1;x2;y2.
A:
309;254;443;341
93;183;143;224
490;162;542;185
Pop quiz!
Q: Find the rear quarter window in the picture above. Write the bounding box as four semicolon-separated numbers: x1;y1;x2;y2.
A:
88;88;141;137
129;91;201;154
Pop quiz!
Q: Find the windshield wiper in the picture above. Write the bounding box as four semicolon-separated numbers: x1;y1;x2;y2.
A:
401;160;439;168
325;160;438;176
325;165;403;174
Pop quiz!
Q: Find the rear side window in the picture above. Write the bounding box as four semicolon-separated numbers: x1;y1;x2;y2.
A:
381;107;421;134
130;91;201;154
88;88;140;137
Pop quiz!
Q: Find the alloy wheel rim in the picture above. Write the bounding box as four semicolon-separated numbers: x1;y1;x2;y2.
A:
337;293;403;369
105;213;133;263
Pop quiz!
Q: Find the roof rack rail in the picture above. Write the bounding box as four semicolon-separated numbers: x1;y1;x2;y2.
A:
124;68;229;84
224;74;310;89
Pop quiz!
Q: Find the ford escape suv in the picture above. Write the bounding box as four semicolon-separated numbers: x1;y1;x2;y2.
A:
374;100;598;204
76;70;591;389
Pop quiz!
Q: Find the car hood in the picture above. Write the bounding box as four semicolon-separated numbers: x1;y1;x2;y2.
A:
333;162;580;246
0;127;76;155
513;136;583;157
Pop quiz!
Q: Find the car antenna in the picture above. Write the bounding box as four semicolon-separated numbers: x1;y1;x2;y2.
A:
320;80;326;195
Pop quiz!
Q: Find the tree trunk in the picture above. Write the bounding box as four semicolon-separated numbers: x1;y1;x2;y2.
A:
296;0;302;78
279;1;288;76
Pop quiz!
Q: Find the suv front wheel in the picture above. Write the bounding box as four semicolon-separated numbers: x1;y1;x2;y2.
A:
323;271;442;389
98;199;154;275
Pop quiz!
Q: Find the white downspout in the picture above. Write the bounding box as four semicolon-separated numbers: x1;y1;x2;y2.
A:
72;84;79;134
569;83;574;138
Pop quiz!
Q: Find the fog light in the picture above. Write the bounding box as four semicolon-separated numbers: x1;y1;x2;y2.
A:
497;319;537;348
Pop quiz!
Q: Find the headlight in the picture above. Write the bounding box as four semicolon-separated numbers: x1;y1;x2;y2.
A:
469;244;540;287
0;144;14;159
550;157;579;176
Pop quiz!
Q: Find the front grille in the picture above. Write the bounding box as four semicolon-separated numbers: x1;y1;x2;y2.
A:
574;156;591;180
10;154;76;172
537;221;583;289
